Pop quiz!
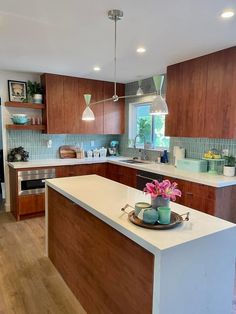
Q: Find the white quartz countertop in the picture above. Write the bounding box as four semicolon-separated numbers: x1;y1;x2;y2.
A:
46;175;236;254
9;156;236;187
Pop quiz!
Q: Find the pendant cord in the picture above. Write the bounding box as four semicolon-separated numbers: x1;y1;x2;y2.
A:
114;17;117;96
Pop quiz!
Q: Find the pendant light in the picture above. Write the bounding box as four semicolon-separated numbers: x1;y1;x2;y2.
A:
82;94;95;121
150;75;168;115
136;80;144;96
82;9;168;120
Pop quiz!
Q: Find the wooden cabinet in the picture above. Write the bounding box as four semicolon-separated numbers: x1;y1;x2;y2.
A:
204;47;236;138
9;166;46;221
106;163;137;188
55;163;107;178
164;175;236;222
103;82;125;134
41;73;125;134
165;46;236;138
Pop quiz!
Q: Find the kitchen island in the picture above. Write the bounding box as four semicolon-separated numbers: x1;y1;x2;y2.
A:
46;175;236;314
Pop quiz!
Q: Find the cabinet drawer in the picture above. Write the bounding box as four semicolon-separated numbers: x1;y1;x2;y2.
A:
18;193;45;215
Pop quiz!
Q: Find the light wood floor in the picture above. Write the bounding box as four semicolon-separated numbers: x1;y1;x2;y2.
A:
0;211;235;314
0;212;86;314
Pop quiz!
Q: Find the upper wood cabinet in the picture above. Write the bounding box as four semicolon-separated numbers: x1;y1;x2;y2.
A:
103;82;125;134
165;46;236;138
41;73;125;134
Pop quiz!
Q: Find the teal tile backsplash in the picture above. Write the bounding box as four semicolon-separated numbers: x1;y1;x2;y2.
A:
7;131;120;160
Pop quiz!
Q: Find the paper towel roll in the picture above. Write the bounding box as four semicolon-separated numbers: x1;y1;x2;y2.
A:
173;146;186;166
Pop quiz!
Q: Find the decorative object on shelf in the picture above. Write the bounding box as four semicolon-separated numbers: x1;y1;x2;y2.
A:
8;80;27;102
8;146;29;162
11;114;29;125
27;80;43;104
82;94;95;121
223;155;235;177
144;179;182;209
83;9;168;121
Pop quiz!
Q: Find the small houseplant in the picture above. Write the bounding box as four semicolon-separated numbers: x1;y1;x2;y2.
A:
27;81;43;104
223;155;235;177
144;179;181;208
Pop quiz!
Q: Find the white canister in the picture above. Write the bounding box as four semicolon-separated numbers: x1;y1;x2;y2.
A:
87;150;93;158
93;149;100;158
223;166;235;177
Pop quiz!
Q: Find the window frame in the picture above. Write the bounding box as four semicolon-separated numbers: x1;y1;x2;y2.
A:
128;101;170;151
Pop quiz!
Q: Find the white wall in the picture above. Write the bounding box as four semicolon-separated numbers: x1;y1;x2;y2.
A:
0;70;40;211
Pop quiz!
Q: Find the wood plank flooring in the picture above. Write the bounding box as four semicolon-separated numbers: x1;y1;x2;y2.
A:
0;212;86;314
0;211;235;314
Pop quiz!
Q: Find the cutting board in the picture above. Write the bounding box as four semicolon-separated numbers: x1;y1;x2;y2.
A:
59;145;77;158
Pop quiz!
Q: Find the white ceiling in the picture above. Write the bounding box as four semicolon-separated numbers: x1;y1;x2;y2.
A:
0;0;235;83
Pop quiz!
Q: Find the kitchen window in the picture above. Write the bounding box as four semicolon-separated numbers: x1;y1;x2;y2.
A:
128;102;170;150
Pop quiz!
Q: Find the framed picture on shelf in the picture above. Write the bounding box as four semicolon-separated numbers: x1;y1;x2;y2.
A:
8;80;27;102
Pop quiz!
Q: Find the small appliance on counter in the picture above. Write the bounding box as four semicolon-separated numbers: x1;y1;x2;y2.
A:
108;140;119;156
173;146;186;166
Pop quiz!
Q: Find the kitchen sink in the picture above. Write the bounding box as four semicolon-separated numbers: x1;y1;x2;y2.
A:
119;159;149;164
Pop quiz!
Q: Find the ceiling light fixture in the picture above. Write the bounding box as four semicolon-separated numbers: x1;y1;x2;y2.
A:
136;47;146;53
136;80;144;96
221;10;235;18
82;94;95;121
150;75;168;115
82;9;168;121
93;66;101;71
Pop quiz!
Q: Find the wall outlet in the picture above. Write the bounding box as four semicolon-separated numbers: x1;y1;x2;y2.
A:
47;139;52;148
222;149;229;156
90;140;95;147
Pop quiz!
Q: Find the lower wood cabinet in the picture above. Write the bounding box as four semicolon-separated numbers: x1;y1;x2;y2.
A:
164;176;236;222
106;163;137;188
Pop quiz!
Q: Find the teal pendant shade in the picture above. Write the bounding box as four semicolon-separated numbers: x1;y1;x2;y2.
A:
150;75;168;115
82;94;95;121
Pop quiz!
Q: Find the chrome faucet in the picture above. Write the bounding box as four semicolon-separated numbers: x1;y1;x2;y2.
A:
133;134;147;160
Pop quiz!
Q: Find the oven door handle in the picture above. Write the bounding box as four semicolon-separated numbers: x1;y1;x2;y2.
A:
136;174;157;181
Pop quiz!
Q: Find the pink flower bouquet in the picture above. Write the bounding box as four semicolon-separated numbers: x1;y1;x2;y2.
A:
143;179;182;201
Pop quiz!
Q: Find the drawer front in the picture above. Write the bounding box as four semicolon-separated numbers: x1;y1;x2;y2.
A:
19;193;45;215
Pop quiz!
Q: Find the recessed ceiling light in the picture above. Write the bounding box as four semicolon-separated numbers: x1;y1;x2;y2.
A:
136;47;146;54
93;66;101;71
221;10;235;18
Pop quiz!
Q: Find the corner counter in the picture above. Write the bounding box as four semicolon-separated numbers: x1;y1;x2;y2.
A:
46;175;236;314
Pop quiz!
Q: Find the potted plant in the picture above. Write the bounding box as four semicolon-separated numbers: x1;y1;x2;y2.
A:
223;155;235;177
27;80;43;104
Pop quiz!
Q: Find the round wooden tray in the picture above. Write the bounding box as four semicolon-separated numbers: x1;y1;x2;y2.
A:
128;210;183;230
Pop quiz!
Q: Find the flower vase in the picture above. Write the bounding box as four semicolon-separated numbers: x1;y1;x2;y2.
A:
151;196;169;209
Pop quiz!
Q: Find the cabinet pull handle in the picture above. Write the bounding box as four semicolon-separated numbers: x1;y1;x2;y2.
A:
186;192;194;196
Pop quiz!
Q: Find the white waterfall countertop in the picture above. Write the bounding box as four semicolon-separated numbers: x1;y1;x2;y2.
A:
46;174;236;253
46;175;236;314
8;156;236;187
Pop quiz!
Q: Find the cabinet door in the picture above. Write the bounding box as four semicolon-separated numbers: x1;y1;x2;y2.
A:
165;56;207;137
41;74;66;134
103;82;125;134
18;194;45;215
204;47;236;138
63;76;80;133
78;78;104;134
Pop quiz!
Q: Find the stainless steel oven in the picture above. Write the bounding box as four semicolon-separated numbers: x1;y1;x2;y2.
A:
18;168;55;195
136;170;163;191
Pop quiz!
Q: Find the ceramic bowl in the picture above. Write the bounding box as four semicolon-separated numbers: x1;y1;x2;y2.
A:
11;114;29;125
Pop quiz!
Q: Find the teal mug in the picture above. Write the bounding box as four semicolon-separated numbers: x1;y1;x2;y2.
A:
158;206;171;224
